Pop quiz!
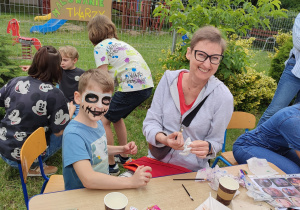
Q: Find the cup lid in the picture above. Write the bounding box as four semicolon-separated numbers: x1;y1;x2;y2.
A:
104;192;128;209
219;177;239;190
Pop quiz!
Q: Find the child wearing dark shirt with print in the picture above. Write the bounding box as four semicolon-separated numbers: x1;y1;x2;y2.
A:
59;46;85;118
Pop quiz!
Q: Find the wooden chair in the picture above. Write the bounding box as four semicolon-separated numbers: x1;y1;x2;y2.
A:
211;111;256;168
19;127;64;209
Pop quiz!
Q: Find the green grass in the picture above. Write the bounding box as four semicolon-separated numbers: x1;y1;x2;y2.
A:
250;50;273;75
0;12;274;209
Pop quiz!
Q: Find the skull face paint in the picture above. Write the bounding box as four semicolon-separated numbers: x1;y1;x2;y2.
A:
81;90;112;118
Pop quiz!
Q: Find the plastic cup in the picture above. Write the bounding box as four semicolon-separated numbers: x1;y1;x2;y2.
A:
216;176;239;206
104;192;128;210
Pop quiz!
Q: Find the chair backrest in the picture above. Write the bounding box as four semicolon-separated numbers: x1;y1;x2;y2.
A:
222;111;256;152
227;111;256;129
20;127;47;184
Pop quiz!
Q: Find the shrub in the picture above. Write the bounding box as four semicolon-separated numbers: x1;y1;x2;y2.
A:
225;67;277;112
158;36;276;112
273;30;293;48
154;0;288;40
280;0;300;11
269;36;293;83
153;0;286;112
0;35;22;118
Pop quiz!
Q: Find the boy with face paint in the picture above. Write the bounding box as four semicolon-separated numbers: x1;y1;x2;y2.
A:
62;69;152;190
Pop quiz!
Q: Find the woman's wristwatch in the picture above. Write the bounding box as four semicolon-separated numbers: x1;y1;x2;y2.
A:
206;141;213;156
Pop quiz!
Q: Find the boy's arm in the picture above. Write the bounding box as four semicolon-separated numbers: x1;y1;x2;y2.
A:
68;101;76;119
73;159;151;189
107;141;137;156
54;130;64;137
97;64;108;71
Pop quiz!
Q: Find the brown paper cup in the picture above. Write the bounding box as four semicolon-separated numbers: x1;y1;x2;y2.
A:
216;177;239;206
104;192;128;210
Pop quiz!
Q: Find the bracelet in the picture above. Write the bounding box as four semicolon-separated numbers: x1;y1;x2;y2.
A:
206;141;212;156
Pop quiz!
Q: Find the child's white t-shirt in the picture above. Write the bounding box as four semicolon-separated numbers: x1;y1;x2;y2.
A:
94;38;154;92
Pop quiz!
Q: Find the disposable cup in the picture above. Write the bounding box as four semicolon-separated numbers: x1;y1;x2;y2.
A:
104;192;128;210
216;176;239;206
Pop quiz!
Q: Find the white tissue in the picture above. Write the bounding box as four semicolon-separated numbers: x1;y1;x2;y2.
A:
195;194;230;210
179;137;192;156
247;157;278;178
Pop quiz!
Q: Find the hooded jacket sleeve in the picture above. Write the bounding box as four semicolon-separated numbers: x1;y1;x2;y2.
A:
143;73;169;147
204;84;234;159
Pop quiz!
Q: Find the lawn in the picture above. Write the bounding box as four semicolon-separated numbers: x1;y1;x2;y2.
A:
0;12;273;209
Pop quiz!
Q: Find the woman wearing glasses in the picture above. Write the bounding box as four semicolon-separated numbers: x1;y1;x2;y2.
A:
143;26;233;171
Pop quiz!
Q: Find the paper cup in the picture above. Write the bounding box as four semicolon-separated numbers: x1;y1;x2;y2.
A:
216;176;239;206
104;192;128;210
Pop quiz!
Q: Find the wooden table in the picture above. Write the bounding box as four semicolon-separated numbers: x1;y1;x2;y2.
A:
29;163;285;210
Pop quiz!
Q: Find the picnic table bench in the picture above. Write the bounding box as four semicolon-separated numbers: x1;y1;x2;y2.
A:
246;28;278;51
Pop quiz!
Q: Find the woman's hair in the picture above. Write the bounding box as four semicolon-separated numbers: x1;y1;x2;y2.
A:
87;15;119;46
190;26;227;53
28;46;62;85
78;69;114;93
59;45;79;60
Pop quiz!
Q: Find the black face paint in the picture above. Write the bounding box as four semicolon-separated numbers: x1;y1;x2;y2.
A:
81;91;112;118
85;93;99;103
82;91;112;107
102;96;111;106
85;106;108;117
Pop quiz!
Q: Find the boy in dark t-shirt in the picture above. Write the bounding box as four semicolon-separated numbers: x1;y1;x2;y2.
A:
59;46;85;118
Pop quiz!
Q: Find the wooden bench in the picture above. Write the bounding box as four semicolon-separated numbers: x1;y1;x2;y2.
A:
246;28;278;51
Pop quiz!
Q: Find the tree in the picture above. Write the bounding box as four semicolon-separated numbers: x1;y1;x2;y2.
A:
154;0;287;77
0;35;22;118
155;0;287;37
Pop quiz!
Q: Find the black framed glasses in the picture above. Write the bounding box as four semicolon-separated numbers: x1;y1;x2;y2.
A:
194;50;224;65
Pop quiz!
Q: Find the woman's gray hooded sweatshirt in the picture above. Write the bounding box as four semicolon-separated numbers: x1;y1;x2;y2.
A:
143;70;234;171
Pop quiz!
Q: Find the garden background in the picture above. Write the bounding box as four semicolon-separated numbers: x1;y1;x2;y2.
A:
0;0;300;209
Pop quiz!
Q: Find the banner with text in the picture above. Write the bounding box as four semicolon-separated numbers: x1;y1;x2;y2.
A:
50;0;111;21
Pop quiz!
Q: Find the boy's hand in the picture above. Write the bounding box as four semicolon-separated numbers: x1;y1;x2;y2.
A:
131;166;152;187
123;141;137;155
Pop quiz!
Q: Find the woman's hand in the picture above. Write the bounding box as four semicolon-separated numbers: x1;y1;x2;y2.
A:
189;140;210;158
123;141;137;155
166;132;185;150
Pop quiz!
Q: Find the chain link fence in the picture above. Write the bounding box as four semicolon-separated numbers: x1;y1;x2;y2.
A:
0;0;298;69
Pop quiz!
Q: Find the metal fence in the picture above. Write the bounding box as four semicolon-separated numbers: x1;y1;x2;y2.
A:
0;0;298;69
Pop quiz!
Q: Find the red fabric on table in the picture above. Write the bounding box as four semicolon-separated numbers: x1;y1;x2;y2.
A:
123;156;192;178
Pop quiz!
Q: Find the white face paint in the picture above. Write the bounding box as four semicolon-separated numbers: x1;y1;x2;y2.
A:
81;90;112;119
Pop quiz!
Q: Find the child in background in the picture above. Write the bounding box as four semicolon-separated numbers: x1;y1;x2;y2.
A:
62;69;152;190
87;15;154;175
59;46;85;118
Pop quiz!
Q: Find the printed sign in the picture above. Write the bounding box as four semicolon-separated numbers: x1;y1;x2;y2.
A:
50;0;111;21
